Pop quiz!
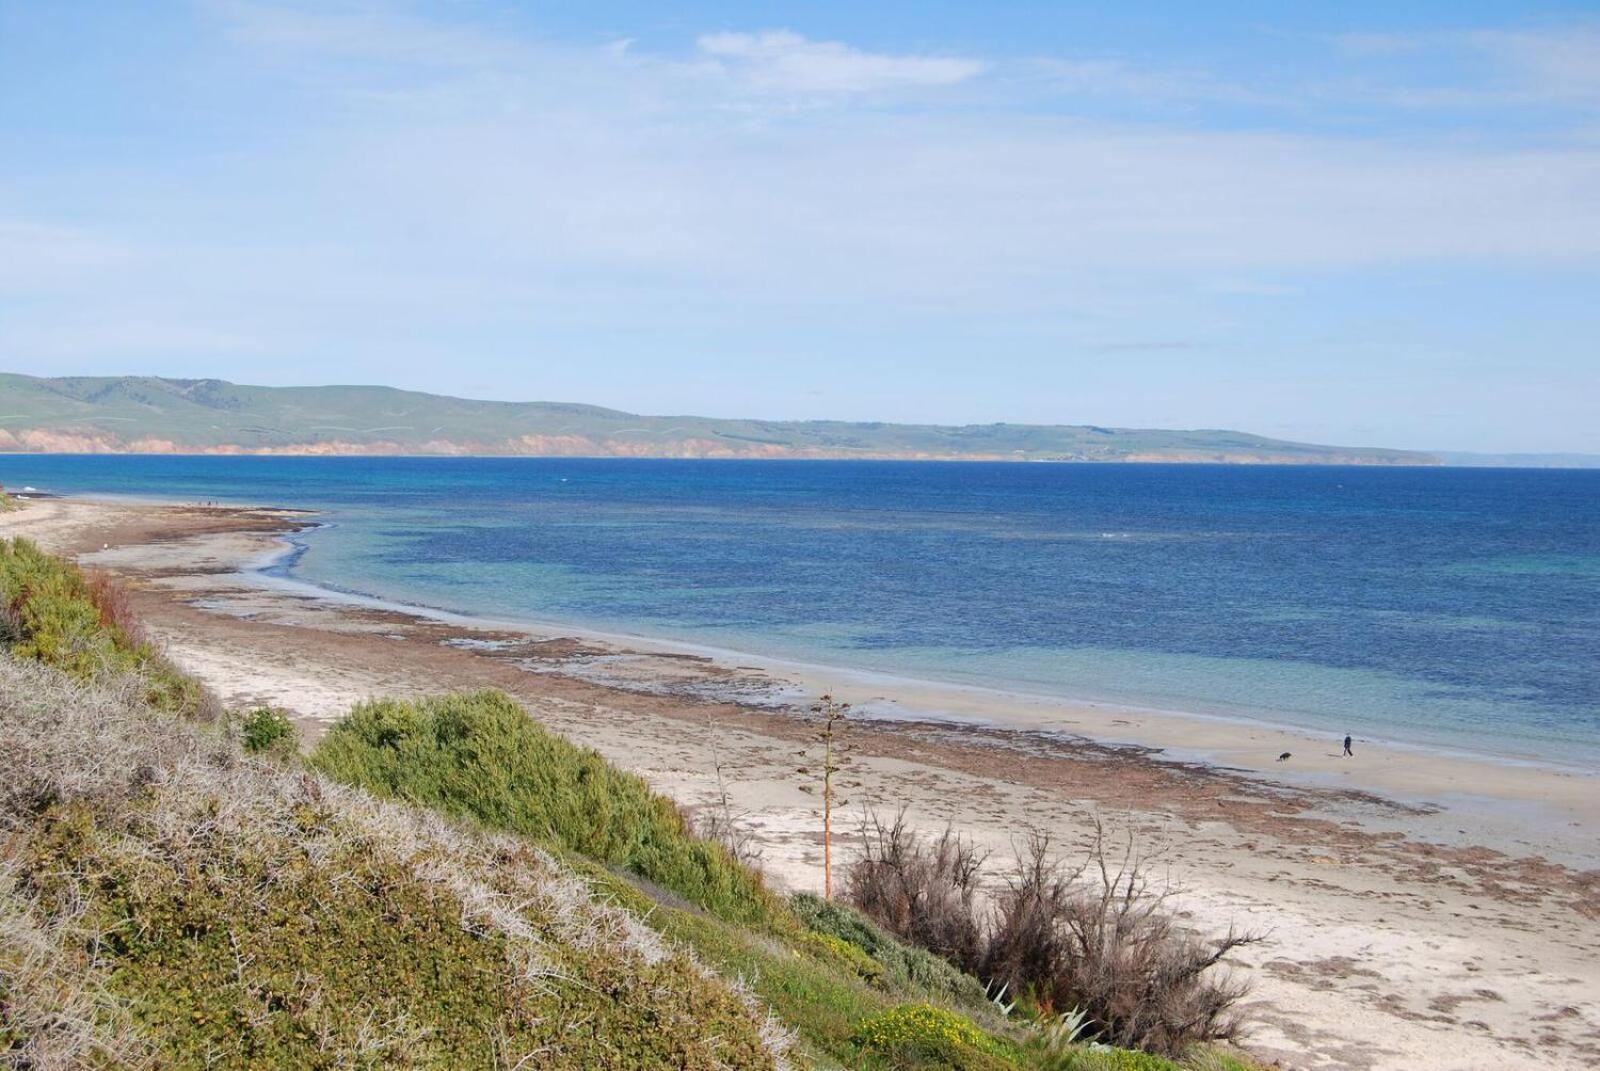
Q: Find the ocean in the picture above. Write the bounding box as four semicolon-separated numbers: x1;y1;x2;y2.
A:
6;456;1598;768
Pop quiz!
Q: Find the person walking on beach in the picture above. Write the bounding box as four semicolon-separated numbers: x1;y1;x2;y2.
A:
1343;734;1353;757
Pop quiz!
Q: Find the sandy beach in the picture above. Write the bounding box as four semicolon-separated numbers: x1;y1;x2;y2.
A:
4;495;1598;1071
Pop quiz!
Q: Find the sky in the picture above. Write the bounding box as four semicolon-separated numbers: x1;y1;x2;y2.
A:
1;1;1598;453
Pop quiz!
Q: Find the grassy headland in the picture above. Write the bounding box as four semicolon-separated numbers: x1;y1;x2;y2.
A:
0;372;1436;463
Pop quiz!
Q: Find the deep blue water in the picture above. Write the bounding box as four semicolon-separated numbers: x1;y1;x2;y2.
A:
6;456;1598;766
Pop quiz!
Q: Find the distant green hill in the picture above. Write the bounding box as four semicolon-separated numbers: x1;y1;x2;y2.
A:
0;373;1436;464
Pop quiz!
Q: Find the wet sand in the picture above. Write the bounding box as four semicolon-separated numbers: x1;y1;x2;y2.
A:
5;496;1598;1070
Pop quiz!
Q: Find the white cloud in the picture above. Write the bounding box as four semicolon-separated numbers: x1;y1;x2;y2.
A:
1471;27;1600;106
10;8;1600;329
1331;25;1600;110
695;30;981;94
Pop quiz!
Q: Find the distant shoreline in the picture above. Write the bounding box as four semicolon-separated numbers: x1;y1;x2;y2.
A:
8;448;1600;470
1;449;1445;464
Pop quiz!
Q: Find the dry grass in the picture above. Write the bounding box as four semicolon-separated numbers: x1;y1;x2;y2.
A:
0;860;145;1070
0;655;791;1069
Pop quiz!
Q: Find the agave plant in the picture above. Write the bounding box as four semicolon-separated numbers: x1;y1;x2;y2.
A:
987;979;1016;1019
1037;1005;1097;1050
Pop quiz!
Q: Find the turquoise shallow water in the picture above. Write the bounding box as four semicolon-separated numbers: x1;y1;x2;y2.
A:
6;456;1599;767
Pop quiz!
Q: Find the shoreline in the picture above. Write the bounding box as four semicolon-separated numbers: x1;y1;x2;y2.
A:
233;512;1600;855
15;490;1600;859
4;494;1599;1070
26;480;1600;775
0;450;1449;465
269;525;1599;777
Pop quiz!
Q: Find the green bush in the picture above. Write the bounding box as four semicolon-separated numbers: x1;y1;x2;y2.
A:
1;539;121;676
853;1003;1019;1070
0;538;208;717
1041;1047;1182;1071
309;690;777;925
800;928;887;986
240;706;295;754
857;1003;986;1050
309;692;1042;1067
794;893;992;1008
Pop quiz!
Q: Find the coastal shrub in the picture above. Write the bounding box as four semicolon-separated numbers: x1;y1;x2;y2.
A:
535;828;1039;1070
0;854;142;1067
565;866;1028;1069
1036;1047;1182;1071
852;1003;1019;1070
1177;1046;1266;1071
800;927;888;985
0;655;786;1070
847;816;1257;1058
793;892;992;1007
0;539;120;676
240;705;295;754
0;537;212;718
857;1003;985;1050
309;689;778;925
642;892;890;1065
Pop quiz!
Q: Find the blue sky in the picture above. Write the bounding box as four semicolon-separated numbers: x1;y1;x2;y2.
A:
2;1;1597;452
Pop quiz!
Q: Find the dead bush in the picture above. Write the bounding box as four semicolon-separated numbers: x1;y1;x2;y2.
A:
847;809;987;972
696;804;765;873
985;827;1257;1054
847;814;1258;1057
694;718;765;872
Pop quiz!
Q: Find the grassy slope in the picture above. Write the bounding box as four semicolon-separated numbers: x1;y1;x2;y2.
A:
0;546;784;1069
308;692;777;925
0;660;783;1070
304;691;1265;1071
307;690;1033;1069
0;372;1435;463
